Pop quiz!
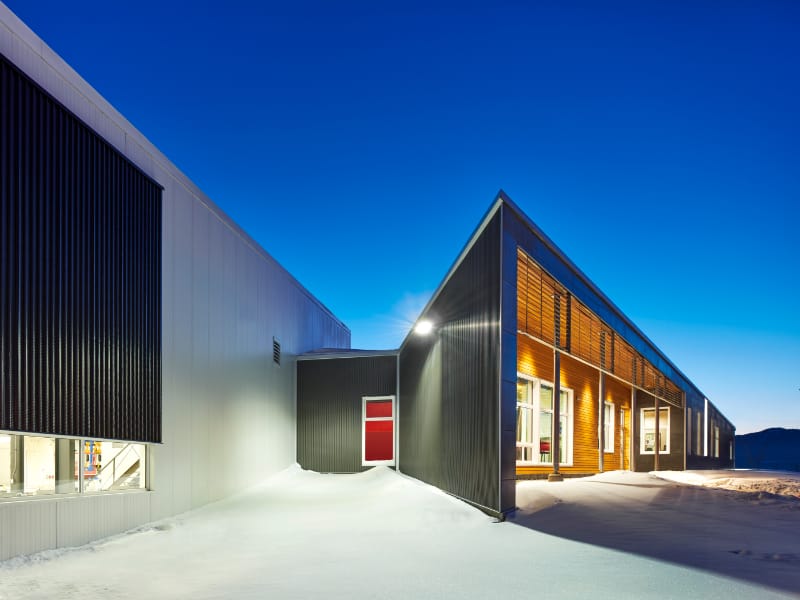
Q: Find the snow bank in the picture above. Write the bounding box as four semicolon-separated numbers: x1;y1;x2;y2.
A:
654;469;800;500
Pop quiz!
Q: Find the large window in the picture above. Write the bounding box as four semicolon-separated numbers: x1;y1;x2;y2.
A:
640;407;669;454
83;441;147;492
603;402;615;453
0;433;146;498
516;376;573;466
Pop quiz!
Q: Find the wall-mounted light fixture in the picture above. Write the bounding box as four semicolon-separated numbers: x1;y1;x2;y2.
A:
414;320;434;335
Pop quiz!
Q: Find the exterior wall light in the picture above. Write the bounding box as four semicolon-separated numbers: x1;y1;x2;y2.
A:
414;320;434;335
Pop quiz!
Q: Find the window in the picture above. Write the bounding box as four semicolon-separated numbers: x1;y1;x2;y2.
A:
687;407;692;456
640;407;669;454
696;409;703;456
1;433;147;499
362;396;395;466
603;402;615;453
516;376;573;466
713;424;720;458
83;441;147;492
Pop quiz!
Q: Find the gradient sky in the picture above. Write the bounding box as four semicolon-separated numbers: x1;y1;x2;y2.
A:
5;1;799;434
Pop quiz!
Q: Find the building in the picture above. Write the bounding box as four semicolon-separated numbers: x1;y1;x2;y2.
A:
297;197;735;516
0;3;734;560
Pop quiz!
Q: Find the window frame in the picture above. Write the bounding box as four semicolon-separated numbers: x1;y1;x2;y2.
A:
640;407;670;455
603;401;615;453
361;395;396;467
516;374;574;467
713;423;720;458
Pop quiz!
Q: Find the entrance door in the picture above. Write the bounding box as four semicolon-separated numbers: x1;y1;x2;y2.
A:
362;396;395;466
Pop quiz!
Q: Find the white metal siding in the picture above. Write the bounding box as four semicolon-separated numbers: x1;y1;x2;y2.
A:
0;2;350;560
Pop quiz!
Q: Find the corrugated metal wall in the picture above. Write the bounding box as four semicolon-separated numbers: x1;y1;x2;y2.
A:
297;356;396;473
399;212;501;513
0;491;151;560
0;52;162;442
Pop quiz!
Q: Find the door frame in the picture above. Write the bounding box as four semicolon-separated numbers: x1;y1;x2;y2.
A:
362;395;396;467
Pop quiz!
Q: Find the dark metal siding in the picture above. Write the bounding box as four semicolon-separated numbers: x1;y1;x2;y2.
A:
632;390;684;471
0;52;162;442
297;356;397;472
399;212;501;513
686;397;735;469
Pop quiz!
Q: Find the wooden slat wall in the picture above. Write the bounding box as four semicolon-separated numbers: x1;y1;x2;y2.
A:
517;250;568;349
517;248;682;408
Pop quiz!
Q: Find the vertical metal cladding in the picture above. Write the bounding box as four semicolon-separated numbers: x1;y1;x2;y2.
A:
399;212;501;513
297;355;397;472
0;53;162;442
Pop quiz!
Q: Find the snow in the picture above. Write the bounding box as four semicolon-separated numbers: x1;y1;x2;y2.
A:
1;467;797;599
654;469;800;499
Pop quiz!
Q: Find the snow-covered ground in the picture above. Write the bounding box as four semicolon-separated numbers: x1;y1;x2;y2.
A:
654;469;800;499
1;467;797;599
514;470;800;597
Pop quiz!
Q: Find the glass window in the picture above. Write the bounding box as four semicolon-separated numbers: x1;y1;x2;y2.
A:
603;402;614;453
687;407;693;456
55;438;79;494
24;436;56;495
1;435;147;499
83;441;147;492
0;434;19;496
640;407;669;454
696;410;703;456
713;424;720;458
516;381;535;462
516;376;573;466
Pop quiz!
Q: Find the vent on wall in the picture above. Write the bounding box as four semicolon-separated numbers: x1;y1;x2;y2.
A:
273;337;281;366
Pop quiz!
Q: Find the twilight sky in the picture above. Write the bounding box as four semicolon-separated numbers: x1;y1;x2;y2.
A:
5;1;799;434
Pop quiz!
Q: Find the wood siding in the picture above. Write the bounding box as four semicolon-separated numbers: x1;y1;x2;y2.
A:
516;334;632;476
517;248;682;408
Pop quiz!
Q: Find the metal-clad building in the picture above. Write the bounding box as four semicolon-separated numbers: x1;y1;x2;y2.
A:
1;1;735;561
296;196;734;517
297;352;397;473
0;4;349;560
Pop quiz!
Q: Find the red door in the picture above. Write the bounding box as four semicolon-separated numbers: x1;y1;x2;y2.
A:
363;397;394;465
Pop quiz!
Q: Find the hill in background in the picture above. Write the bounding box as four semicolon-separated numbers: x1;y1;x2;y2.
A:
735;428;800;471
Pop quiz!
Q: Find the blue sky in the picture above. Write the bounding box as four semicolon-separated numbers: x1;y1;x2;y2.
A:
6;1;799;434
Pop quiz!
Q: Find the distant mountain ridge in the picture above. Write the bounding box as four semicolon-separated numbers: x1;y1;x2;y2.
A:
735;428;800;472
